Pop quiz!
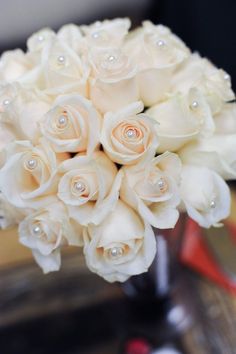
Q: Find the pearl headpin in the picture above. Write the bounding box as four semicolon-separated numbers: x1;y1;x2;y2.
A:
25;158;38;170
3;99;10;106
37;35;44;42
224;73;230;81
57;55;66;65
107;55;116;62
210;200;216;209
191;101;199;110
157;177;167;192
126;129;137;139
32;224;42;236
92;32;100;39
157;39;166;47
109;246;123;259
56;114;68;129
73;181;86;193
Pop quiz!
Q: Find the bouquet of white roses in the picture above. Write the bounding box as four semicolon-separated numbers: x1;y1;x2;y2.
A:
0;18;234;282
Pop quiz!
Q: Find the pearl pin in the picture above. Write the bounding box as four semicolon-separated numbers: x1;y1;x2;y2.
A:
26;158;37;170
56;115;68;129
191;101;199;109
38;35;44;42
157;39;166;47
210;200;216;209
32;224;42;236
126;129;137;139
3;99;10;106
57;55;66;65
158;178;166;191
224;73;230;81
92;32;100;39
107;55;116;62
74;181;86;193
109;247;123;259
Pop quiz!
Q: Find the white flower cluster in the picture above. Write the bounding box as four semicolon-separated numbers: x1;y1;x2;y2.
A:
0;18;234;282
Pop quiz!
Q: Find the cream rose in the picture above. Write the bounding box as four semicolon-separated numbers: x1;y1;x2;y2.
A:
214;103;236;134
171;53;235;114
57;24;84;54
101;101;159;165
58;151;122;225
88;47;138;113
83;200;156;282
179;135;236;180
19;202;82;273
124;21;190;106
81;18;131;48
0;140;68;208
35;39;90;96
146;88;214;152
27;28;56;53
120;152;181;228
0;193;31;229
180;165;231;228
40;94;101;153
0;49;34;83
0;83;51;144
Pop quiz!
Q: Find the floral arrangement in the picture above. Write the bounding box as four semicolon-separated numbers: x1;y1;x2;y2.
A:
0;18;235;282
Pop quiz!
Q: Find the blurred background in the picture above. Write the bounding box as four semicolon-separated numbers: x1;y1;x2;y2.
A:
0;1;236;353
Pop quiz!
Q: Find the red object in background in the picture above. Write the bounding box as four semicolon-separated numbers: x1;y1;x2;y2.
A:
125;338;151;354
180;218;236;295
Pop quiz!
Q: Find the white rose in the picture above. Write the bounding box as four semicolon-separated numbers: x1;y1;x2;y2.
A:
0;140;68;208
0;127;15;167
146;88;214;152
180;165;231;228
0;83;51;144
124;21;190;106
101;101;159;165
40;94;101;153
214;103;236;134
36;39;89;96
120;152;181;228
0;49;34;83
179;135;236;180
0;193;31;229
88;47;138;113
83;200;156;282
57;24;84;54
27;28;56;53
171;53;235;114
19;202;82;273
81;18;131;48
58;151;122;225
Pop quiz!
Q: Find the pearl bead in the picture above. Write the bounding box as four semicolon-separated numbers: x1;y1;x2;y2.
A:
32;224;42;236
38;35;44;42
26;158;37;170
158;178;166;191
74;181;86;193
56;115;68;129
109;247;123;259
92;32;100;39
3;99;10;106
191;101;199;109
157;39;165;47
210;200;216;209
126;129;137;139
224;73;230;81
57;55;66;65
107;55;116;62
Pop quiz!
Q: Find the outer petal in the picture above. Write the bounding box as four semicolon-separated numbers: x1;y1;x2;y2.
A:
180;165;231;228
